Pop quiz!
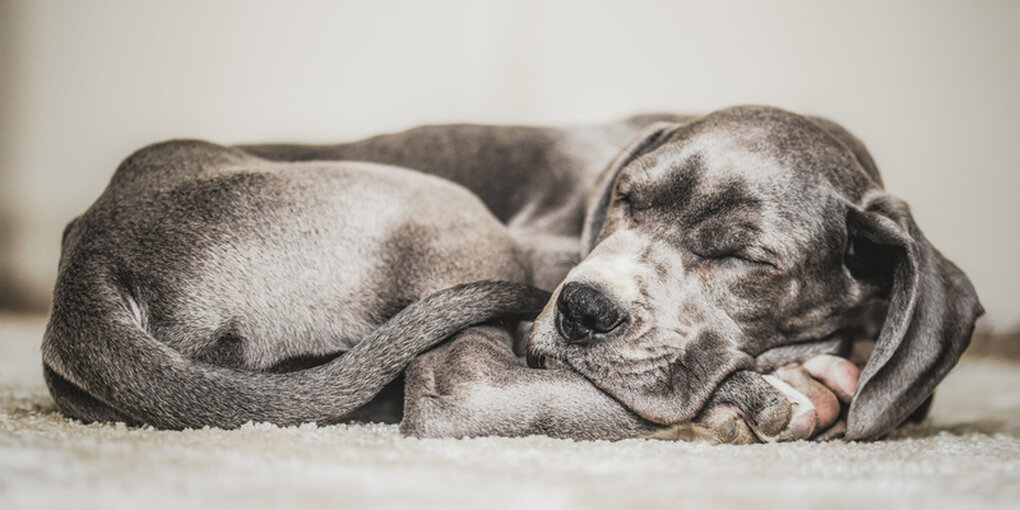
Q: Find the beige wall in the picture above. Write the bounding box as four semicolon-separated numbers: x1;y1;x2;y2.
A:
1;0;1017;331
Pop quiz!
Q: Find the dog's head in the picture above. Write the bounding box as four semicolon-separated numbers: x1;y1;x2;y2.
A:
527;105;982;440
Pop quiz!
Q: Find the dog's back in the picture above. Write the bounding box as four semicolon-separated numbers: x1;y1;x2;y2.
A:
42;139;547;428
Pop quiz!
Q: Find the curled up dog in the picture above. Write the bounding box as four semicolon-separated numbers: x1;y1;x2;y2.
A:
41;106;982;442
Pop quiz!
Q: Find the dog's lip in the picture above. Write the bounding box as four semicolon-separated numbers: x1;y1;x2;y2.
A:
524;321;552;369
525;349;547;369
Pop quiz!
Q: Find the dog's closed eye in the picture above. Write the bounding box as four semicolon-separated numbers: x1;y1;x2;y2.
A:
692;247;778;272
712;254;778;272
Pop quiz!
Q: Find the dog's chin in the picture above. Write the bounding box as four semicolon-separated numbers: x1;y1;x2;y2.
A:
572;368;687;425
526;312;705;424
528;325;733;425
526;342;670;423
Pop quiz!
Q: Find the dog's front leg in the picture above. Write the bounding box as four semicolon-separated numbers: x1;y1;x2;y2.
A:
400;325;758;443
401;325;652;440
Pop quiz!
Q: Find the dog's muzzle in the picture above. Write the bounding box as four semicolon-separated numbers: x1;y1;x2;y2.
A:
554;282;628;346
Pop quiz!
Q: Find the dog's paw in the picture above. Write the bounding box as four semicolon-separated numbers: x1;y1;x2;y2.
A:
753;355;860;442
705;354;860;443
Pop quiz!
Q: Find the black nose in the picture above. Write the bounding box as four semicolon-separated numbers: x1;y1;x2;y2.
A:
555;282;627;345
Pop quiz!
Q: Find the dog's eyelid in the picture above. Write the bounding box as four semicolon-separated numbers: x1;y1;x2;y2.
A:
727;254;778;271
744;246;783;270
694;246;779;271
614;191;651;216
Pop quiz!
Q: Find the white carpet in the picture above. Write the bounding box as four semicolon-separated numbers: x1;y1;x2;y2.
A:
2;314;1018;510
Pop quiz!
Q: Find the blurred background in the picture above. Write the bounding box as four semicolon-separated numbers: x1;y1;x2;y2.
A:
1;0;1017;336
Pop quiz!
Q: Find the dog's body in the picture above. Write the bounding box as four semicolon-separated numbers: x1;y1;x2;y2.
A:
43;106;981;441
42;117;723;440
42;142;556;428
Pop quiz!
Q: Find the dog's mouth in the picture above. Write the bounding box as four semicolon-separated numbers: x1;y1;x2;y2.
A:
524;317;575;371
525;348;547;369
525;347;573;370
525;301;743;425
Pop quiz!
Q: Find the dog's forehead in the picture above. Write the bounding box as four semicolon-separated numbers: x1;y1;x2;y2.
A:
622;124;854;254
631;115;868;215
631;139;817;223
640;130;805;191
635;107;869;195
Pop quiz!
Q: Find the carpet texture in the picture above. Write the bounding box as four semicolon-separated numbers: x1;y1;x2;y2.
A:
2;314;1018;510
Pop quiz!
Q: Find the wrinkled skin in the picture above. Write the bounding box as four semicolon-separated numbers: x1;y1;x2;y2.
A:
527;106;981;440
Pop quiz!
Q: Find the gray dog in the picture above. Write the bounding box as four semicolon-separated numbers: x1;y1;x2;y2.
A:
42;106;981;442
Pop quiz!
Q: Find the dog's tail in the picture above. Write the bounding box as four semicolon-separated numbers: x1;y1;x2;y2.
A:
42;266;550;429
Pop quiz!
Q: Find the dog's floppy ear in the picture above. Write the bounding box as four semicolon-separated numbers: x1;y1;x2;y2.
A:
844;193;983;440
580;122;680;256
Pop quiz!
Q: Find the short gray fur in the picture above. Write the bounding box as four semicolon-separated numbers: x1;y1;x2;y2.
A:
43;106;981;441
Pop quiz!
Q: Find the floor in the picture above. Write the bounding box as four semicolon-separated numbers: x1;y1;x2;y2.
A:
2;314;1018;510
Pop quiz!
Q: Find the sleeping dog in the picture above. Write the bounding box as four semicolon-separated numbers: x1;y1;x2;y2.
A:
42;106;981;441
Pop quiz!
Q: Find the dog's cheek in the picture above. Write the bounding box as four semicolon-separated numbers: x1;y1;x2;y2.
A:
770;266;860;343
726;269;789;313
714;268;824;350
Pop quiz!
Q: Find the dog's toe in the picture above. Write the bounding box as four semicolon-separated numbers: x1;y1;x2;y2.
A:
802;354;860;404
775;365;841;433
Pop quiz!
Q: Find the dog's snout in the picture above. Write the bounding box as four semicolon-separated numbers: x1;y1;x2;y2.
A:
555;282;627;345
